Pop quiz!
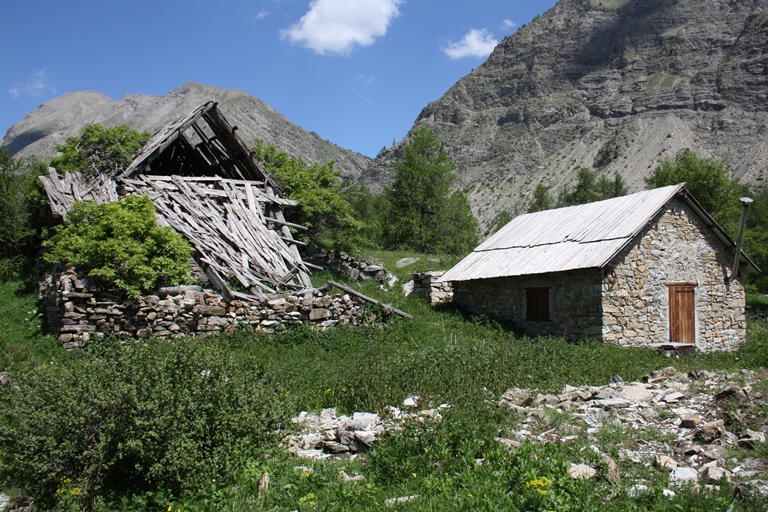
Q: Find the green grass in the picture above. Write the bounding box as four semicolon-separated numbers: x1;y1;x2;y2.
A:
2;256;768;510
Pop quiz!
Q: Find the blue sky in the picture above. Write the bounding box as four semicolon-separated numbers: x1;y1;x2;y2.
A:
2;0;558;158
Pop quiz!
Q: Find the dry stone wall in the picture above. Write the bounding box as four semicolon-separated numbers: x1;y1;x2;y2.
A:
301;245;392;284
39;268;370;350
410;271;453;304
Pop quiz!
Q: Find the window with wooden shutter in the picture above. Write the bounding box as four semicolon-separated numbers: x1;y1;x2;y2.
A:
526;287;550;322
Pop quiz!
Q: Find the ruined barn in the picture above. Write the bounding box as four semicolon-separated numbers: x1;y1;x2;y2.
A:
40;101;313;301
440;184;758;352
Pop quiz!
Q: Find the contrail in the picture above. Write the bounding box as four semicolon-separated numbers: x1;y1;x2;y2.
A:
346;86;372;104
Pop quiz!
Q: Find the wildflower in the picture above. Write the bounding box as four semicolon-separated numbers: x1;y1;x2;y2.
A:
525;476;552;496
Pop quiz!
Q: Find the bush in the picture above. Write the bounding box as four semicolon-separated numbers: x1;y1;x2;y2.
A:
0;336;291;509
43;195;192;298
0;149;49;281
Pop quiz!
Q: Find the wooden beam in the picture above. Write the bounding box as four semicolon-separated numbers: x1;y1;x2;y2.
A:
326;280;412;319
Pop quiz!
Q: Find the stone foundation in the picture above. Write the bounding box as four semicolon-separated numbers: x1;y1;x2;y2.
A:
39;268;374;350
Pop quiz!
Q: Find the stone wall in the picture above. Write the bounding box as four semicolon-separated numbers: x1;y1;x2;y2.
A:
301;245;393;284
450;198;747;352
410;271;453;304
601;198;746;351
452;269;602;340
39;268;371;350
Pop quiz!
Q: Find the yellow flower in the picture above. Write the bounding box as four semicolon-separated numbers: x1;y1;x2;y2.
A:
525;477;552;490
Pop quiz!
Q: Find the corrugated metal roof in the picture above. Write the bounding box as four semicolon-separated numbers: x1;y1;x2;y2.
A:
441;184;688;282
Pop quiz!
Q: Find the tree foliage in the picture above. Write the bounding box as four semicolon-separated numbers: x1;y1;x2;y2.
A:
557;169;627;207
0;148;49;279
528;184;554;213
382;127;478;255
645;149;747;230
645;149;768;292
49;124;150;175
252;140;360;250
43;195;192;298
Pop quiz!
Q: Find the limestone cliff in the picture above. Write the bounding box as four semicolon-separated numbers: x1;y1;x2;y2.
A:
366;0;768;231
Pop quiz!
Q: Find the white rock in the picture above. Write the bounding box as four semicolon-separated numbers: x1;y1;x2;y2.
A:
627;484;650;497
620;384;654;401
569;463;597;480
670;467;699;486
385;495;419;507
403;395;420;408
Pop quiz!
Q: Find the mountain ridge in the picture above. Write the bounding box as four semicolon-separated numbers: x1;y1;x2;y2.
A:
365;0;768;231
2;82;371;181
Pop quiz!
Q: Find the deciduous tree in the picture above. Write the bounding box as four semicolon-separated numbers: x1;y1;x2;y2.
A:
252;141;360;249
49;124;150;175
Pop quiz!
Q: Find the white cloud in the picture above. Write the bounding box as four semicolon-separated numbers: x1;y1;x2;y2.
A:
355;74;376;86
255;9;269;20
502;19;517;30
280;0;403;56
9;69;56;100
441;28;499;59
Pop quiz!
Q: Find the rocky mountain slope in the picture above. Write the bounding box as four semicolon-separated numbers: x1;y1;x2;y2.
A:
366;0;768;231
2;82;370;181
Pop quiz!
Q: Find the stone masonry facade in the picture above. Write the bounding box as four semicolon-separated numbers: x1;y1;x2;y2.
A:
451;199;747;352
39;268;372;350
600;198;746;351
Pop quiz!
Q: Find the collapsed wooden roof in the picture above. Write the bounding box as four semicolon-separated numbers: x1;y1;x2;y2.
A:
120;101;281;191
40;102;315;301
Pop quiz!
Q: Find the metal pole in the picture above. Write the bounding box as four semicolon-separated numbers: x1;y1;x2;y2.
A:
729;197;753;282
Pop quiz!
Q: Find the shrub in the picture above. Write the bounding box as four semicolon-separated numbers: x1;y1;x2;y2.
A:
0;336;291;509
43;195;192;298
0;149;49;281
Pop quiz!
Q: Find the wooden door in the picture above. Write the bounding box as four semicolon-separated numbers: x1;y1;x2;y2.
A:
669;285;696;344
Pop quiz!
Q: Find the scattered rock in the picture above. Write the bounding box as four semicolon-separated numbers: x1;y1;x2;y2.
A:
696;420;726;442
627;484;650;497
395;257;420;268
569;464;597;480
601;454;621;484
670;467;699;486
385;495;419;507
339;470;365;483
657;455;678;471
680;415;702;428
620;384;654;401
738;429;766;448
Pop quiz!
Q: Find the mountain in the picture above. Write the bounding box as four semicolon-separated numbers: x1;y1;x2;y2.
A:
366;0;768;231
2;82;371;181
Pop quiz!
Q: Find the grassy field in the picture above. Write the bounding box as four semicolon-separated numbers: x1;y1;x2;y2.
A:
1;254;767;510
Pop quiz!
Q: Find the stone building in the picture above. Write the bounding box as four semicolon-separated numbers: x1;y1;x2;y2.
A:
440;184;759;352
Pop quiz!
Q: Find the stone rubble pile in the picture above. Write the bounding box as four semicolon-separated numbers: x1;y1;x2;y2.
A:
496;366;768;498
283;368;767;500
39;268;371;349
301;245;395;285
285;398;450;461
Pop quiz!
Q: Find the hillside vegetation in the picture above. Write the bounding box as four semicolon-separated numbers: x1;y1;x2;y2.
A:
1;265;768;510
